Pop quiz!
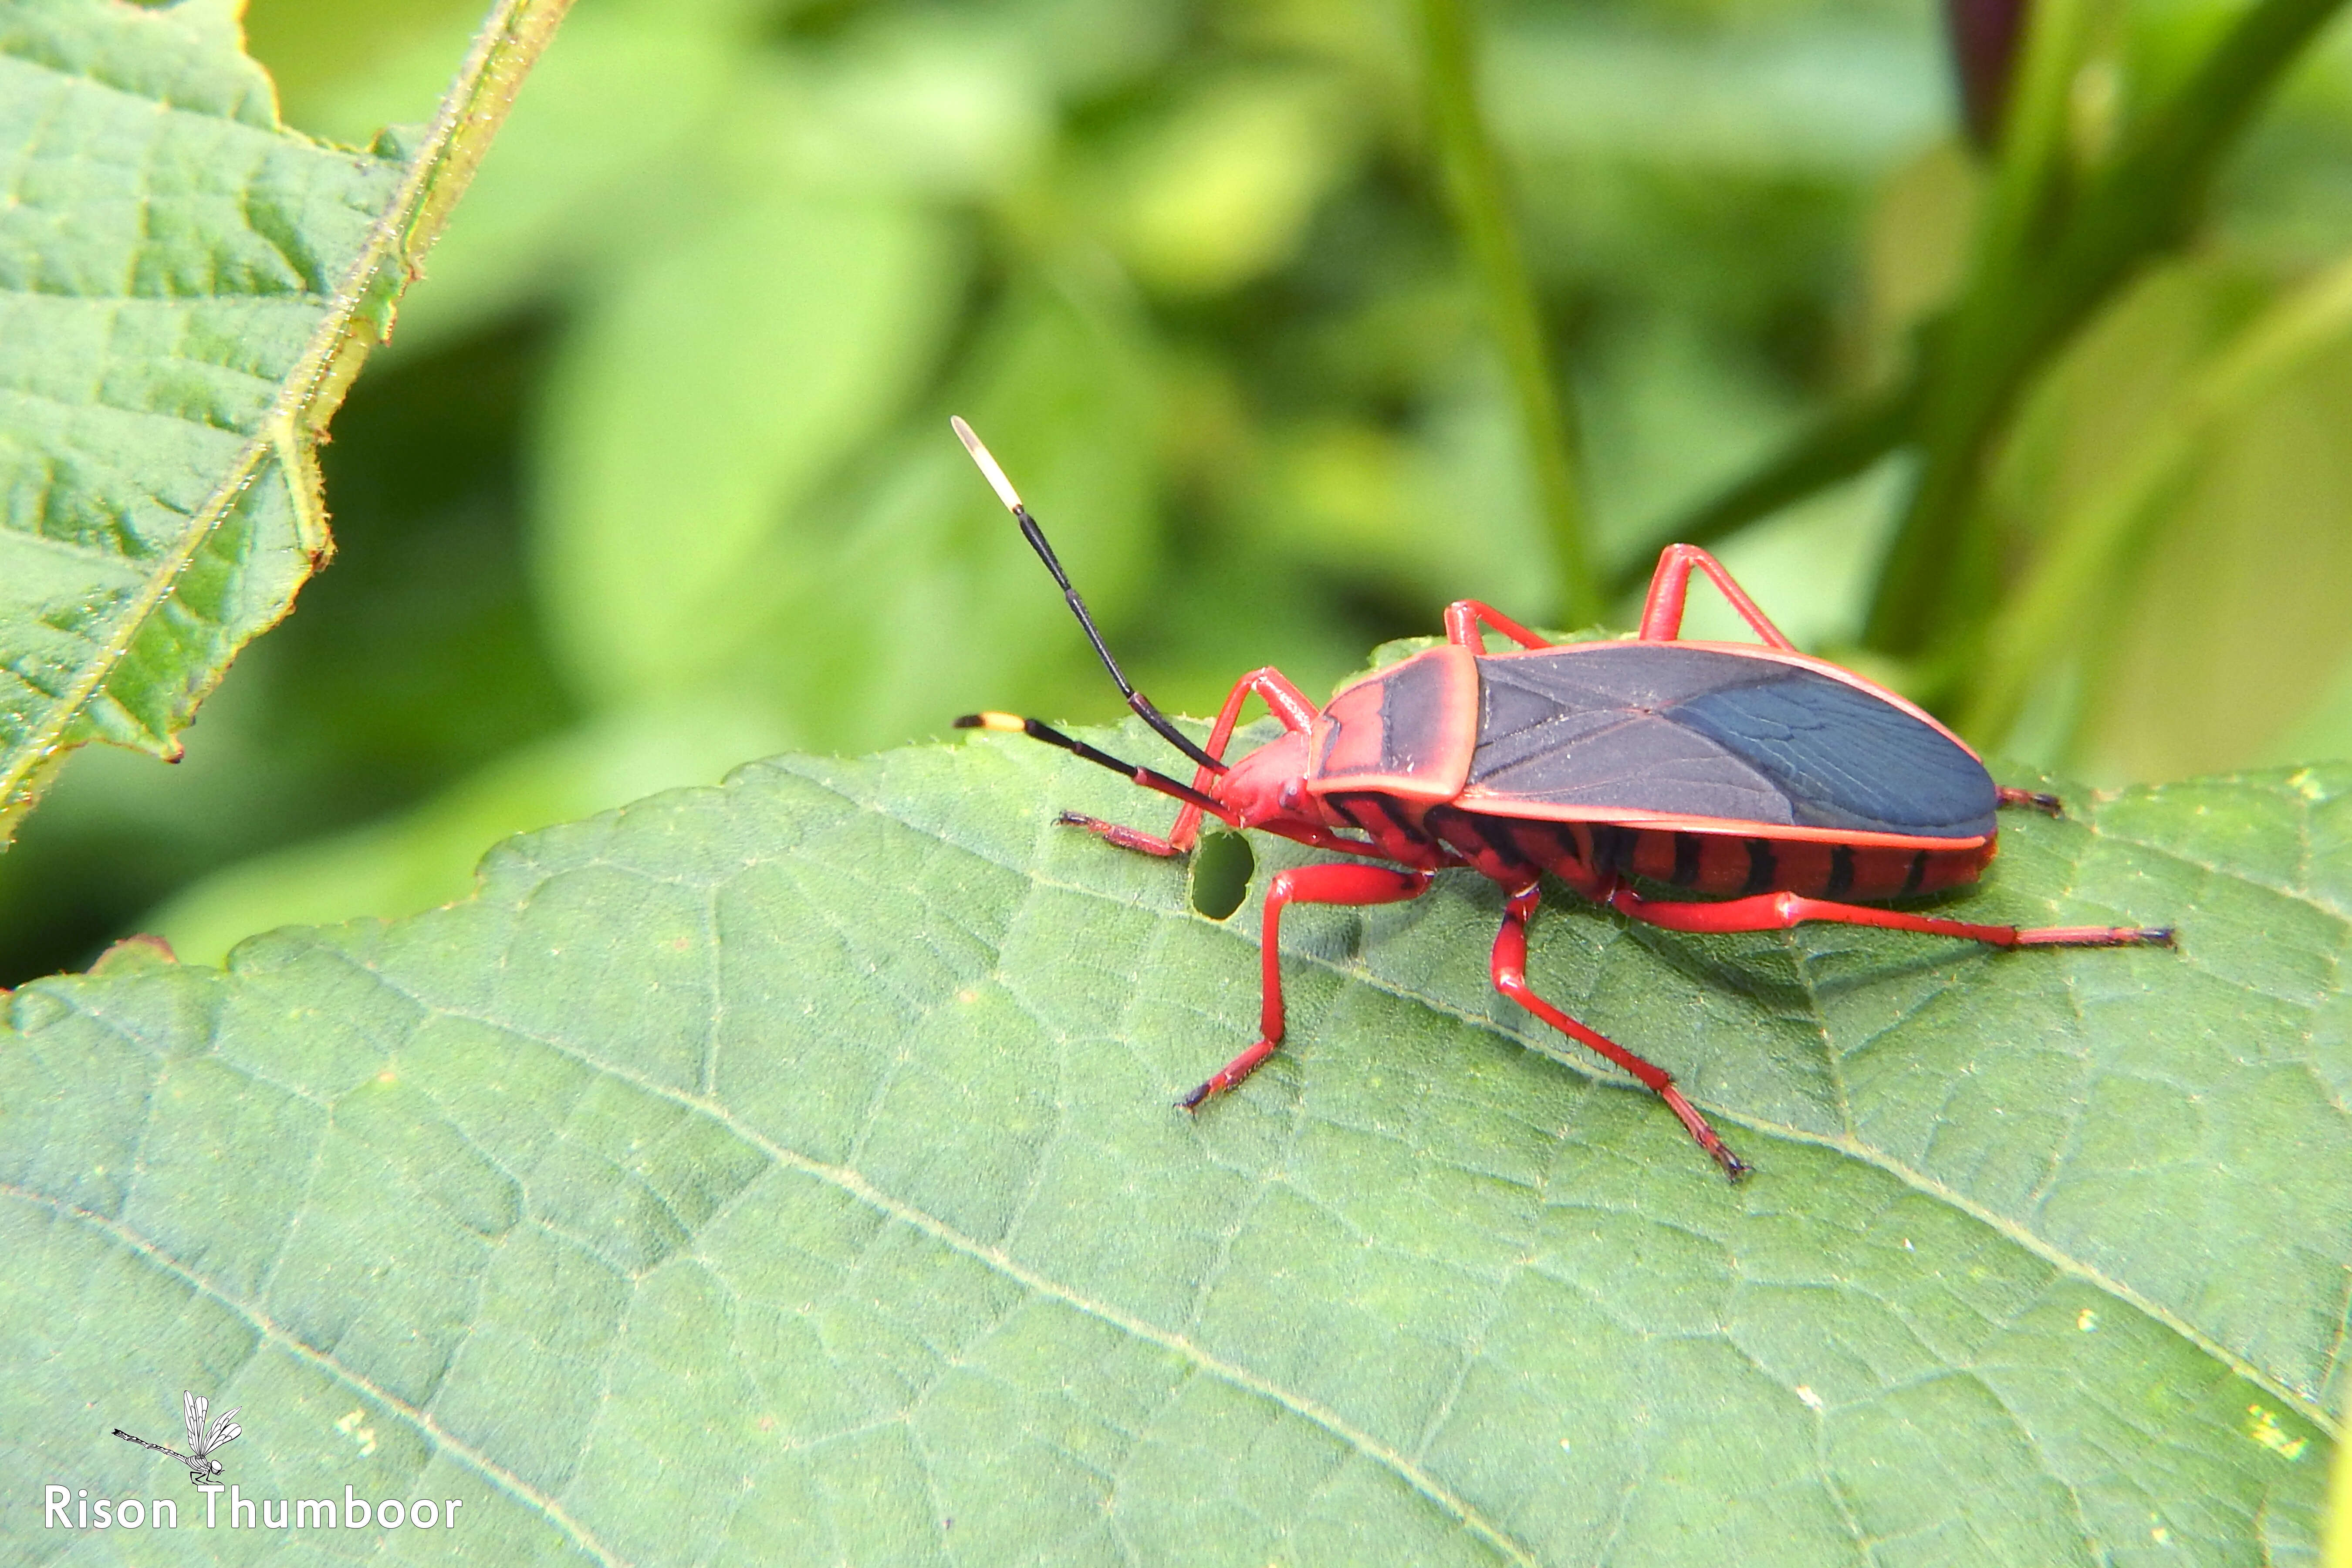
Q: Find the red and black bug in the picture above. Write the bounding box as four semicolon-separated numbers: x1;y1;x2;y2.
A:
949;418;2173;1179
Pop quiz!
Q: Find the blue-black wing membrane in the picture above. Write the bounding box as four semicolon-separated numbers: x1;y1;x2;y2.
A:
1467;645;1997;839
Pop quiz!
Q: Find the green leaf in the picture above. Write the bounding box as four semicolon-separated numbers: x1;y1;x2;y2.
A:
1961;249;2352;777
1488;20;1943;175
1101;68;1362;297
0;0;571;845
1866;0;2352;658
144;698;787;966
3;727;2339;1564
721;277;1160;754
303;0;759;358
533;180;963;703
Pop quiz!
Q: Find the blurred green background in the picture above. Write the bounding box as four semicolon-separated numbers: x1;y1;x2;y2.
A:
7;0;2352;985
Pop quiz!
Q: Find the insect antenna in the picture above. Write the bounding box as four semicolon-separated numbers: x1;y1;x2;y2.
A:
951;416;1227;774
956;713;1239;823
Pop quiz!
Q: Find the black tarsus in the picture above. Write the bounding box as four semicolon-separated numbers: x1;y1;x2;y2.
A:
1997;787;2065;815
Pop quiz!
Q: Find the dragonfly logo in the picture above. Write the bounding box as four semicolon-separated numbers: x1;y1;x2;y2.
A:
112;1392;239;1485
42;1392;468;1534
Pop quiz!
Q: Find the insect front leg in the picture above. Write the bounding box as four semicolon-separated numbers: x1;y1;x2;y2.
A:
1179;862;1434;1108
1490;884;1749;1179
1636;543;1797;649
1605;885;2175;948
1062;667;1318;856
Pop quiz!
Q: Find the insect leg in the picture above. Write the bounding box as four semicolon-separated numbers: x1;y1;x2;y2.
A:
1606;886;2175;948
1637;543;1797;650
1179;862;1434;1108
1490;885;1747;1178
1997;786;2065;814
1063;667;1319;857
1443;601;1552;651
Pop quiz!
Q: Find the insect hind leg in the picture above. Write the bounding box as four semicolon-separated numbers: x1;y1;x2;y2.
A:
1607;885;2174;948
1997;786;2065;815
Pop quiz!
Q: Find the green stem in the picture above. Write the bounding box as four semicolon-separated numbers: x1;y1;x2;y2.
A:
1418;0;1599;626
1867;0;2352;656
1960;250;2352;745
1865;0;2095;656
1611;373;1920;596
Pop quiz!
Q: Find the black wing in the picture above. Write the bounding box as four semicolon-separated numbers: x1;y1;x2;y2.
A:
1469;644;1996;838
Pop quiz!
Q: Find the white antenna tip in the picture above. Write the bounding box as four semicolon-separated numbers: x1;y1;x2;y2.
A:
950;415;1024;513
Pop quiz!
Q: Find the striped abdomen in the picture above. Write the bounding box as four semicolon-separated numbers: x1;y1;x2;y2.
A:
1325;794;1994;899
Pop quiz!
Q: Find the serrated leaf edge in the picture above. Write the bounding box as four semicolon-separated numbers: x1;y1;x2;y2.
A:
0;0;580;846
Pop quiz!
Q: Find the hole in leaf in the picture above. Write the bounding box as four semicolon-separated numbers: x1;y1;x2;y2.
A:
1189;830;1254;921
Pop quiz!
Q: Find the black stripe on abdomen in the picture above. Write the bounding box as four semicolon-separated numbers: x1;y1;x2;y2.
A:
1469;811;1533;871
1825;844;1855;898
1365;795;1433;849
1591;824;1637;877
1741;838;1777;896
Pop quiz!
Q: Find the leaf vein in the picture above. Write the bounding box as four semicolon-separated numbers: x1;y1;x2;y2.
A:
0;1184;627;1568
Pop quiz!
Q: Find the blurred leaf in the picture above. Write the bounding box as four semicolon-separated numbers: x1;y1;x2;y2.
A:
1421;0;1598;624
0;0;571;845
2078;332;2352;778
3;732;2339;1565
754;17;1054;201
2272;646;2352;766
314;2;755;357
1228;0;1416;99
743;278;1160;751
949;0;1185;101
1489;20;1943;174
1860;139;1983;375
1984;264;2246;547
1867;0;2352;656
242;0;484;132
1105;68;1363;296
1970;252;2352;777
1582;317;1802;551
1255;362;1551;617
1656;461;1906;650
534;181;964;703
